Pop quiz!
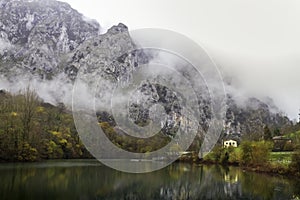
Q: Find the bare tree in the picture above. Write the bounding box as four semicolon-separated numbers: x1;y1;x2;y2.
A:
17;86;39;142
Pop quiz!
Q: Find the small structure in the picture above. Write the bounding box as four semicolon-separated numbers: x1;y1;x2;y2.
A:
223;139;238;148
272;136;292;142
272;136;292;151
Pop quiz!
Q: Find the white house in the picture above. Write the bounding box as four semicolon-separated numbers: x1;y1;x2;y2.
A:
223;139;238;148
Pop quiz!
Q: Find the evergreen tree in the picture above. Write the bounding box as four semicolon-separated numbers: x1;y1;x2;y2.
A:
263;125;272;140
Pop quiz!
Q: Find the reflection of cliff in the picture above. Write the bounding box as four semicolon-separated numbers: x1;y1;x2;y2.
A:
0;161;298;199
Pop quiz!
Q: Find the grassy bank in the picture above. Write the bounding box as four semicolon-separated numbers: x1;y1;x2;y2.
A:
198;141;300;178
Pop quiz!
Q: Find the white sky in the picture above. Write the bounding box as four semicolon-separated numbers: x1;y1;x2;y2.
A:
61;0;300;120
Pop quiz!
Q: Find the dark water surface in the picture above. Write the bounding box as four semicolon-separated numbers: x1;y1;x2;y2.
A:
0;159;300;200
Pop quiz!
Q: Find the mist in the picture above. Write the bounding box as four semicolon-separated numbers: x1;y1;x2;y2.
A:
0;74;74;108
0;0;299;122
210;48;300;120
60;0;300;121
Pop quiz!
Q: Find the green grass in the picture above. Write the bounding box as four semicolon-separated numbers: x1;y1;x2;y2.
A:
284;131;300;144
269;152;293;164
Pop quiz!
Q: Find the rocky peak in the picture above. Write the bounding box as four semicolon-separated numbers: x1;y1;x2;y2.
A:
107;23;128;35
0;0;292;141
224;94;291;140
0;0;100;80
65;22;148;82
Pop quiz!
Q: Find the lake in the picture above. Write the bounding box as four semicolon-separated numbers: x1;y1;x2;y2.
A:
0;159;299;200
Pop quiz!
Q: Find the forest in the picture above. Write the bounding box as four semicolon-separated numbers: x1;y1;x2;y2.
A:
1;87;300;178
0;88;173;161
0;88;91;161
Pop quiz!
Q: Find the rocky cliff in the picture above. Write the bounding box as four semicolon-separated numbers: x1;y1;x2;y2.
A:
0;0;99;80
0;0;292;142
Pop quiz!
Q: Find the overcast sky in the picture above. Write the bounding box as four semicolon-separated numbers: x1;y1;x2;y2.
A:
61;0;300;120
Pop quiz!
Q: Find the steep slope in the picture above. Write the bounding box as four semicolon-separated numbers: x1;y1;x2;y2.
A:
0;0;99;80
0;0;292;144
224;95;291;140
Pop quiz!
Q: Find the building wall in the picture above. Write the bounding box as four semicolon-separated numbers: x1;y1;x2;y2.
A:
224;140;238;148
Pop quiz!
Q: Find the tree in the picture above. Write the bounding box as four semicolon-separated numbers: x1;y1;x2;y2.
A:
17;87;39;142
0;90;91;161
251;141;272;165
273;128;281;136
263;125;272;140
298;109;300;124
290;147;300;174
240;141;272;166
240;141;253;166
0;92;22;160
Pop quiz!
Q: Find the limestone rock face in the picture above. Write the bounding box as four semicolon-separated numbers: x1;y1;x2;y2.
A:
0;0;99;79
224;95;291;139
0;0;291;140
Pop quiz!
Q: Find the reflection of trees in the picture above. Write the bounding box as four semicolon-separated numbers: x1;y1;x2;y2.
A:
193;165;242;199
238;169;297;200
0;161;299;199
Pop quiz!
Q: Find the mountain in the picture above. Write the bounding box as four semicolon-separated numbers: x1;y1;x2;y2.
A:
224;95;291;140
0;0;292;145
0;0;99;80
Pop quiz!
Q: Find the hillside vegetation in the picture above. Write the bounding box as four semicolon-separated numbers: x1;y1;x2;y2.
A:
0;88;91;161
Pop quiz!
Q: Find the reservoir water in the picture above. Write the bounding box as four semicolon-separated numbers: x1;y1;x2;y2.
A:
0;159;299;200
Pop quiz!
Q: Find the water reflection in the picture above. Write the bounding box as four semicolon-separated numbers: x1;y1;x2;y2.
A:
0;160;299;200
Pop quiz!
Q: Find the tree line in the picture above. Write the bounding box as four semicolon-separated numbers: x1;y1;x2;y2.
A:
203;139;300;176
0;88;91;161
0;88;172;161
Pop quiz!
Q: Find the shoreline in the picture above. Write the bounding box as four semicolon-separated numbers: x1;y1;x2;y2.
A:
193;159;300;179
1;157;299;179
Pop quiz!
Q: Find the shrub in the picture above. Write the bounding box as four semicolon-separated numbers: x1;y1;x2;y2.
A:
228;147;240;164
18;142;39;161
251;141;272;166
240;141;253;166
240;141;272;166
290;149;300;174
